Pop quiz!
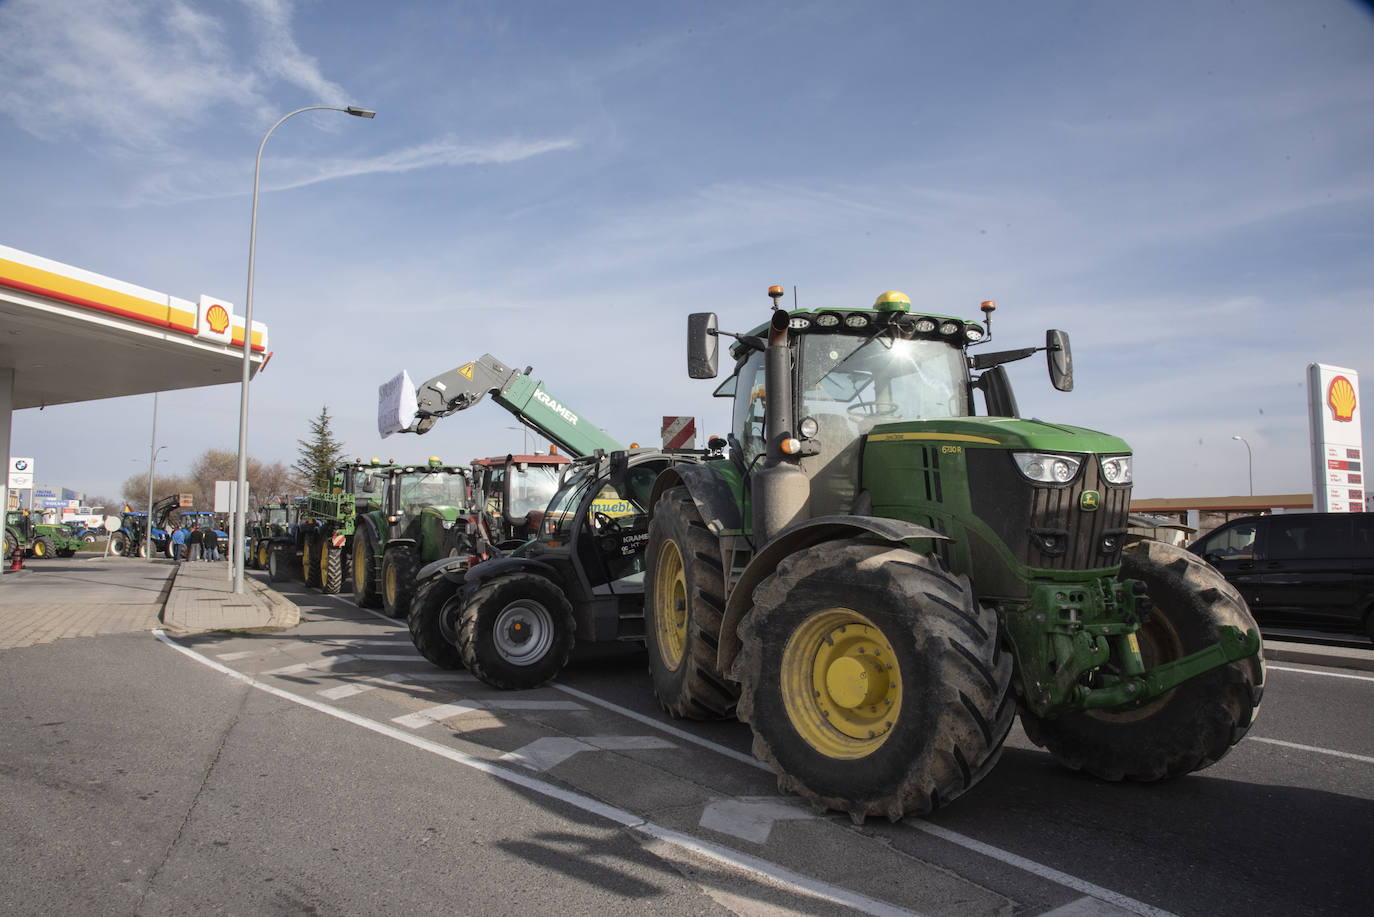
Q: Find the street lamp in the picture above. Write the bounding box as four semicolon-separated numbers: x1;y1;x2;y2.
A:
1231;434;1253;497
232;104;376;594
144;443;166;560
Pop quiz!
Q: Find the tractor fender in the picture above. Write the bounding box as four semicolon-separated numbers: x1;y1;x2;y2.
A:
416;555;470;586
458;554;562;600
649;461;741;534
717;515;950;674
384;537;418;555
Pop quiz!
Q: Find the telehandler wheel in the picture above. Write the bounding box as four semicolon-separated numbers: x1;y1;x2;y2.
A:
732;540;1014;823
352;527;381;608
302;532;321;587
382;546;419;619
1020;540;1265;782
32;536;54;559
644;486;738;719
459;573;575;690
408;575;464;669
320;539;344;595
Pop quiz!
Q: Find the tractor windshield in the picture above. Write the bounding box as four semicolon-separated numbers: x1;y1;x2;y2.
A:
508;464;562;519
799;330;968;423
540;463;598;545
397;471;469;513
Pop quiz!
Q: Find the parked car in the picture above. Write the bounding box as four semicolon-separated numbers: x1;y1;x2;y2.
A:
1189;512;1374;639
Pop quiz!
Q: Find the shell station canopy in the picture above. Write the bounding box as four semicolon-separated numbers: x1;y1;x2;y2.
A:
0;242;268;409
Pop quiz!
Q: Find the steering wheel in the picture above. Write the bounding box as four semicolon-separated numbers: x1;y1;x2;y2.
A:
847;400;901;417
594;512;621;532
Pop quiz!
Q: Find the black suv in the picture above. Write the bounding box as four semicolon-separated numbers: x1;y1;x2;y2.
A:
1189;512;1374;639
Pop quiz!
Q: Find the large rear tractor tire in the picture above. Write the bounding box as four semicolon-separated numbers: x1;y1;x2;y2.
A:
408;574;464;669
459;573;575;690
1020;540;1264;782
302;532;321;587
109;532;128;556
644;486;738;718
732;540;1014;823
4;531;18;558
382;545;420;619
353;527;381;608
256;540;271;570
319;537;344;595
31;536;55;559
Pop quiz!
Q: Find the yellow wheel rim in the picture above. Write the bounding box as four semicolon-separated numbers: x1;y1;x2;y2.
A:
383;563;396;605
780;608;902;760
33;541;46;557
320;542;330;580
353;537;368;589
652;540;687;670
257;543;268;567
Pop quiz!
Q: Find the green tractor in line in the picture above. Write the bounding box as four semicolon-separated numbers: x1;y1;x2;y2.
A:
5;509;84;559
298;459;395;595
247;502;294;570
350;457;478;618
640;287;1264;822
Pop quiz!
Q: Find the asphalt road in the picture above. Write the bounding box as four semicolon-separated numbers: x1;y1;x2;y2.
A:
3;576;1371;917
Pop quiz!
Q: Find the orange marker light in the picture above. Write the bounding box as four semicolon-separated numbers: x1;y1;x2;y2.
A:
781;437;802;455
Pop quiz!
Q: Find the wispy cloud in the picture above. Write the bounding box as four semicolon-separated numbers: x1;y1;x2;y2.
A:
123;136;580;206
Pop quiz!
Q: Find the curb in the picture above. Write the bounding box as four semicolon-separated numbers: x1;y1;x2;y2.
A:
1264;640;1374;673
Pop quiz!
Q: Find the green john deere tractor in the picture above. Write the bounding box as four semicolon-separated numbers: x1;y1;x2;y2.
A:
5;509;83;559
351;457;478;618
642;287;1264;822
300;459;394;595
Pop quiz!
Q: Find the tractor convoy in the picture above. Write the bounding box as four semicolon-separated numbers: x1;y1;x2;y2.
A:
80;287;1259;822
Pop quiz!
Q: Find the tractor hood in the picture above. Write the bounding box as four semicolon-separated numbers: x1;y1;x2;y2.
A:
866;416;1131;456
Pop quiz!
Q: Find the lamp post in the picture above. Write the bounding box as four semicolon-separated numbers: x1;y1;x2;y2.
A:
145;391;164;560
1231;434;1253;496
232;104;376;594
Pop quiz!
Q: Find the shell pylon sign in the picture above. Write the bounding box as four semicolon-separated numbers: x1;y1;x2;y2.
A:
1307;363;1365;513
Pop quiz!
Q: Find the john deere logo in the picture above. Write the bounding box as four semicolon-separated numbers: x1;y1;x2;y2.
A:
1080;490;1101;512
206;303;230;334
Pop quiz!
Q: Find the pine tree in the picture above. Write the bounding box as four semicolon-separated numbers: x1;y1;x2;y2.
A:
294;406;346;493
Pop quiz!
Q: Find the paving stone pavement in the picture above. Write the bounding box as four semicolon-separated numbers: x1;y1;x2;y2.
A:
0;555;298;649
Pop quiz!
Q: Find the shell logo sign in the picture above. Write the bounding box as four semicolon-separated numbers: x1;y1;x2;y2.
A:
1328;375;1357;422
206;302;230;334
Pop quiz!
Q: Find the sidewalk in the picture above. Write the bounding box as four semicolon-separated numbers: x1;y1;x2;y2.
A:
160;559;299;633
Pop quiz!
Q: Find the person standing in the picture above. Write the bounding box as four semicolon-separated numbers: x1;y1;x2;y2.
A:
203;527;219;562
187;524;203;562
171;525;187;561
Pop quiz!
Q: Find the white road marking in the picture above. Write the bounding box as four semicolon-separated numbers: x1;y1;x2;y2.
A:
554;681;1175;916
317;670;478;700
354;653;422;662
500;735;675;772
699;797;816;844
215;651;256;661
1268;664;1374;683
261;655;359;675
1248;736;1374;764
153;630;925;917
391;698;587;729
1039;896;1142;916
909;822;1177;917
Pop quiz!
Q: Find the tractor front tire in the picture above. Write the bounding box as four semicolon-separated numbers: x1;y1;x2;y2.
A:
732;540;1014;823
320;539;344;594
267;547;290;583
353;527;381;608
644;486;738;719
302;532;321;587
382;546;420;618
459;573;575;690
109;533;128;556
32;536;55;559
256;540;271;570
408;575;464;669
1020;539;1265;782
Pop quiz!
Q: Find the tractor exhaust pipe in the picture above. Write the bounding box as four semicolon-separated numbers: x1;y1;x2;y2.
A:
752;302;811;544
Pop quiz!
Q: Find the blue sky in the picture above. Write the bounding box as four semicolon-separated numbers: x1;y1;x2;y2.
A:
3;0;1373;503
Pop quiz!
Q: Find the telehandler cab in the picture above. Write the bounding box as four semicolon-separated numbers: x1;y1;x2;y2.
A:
641;286;1264;821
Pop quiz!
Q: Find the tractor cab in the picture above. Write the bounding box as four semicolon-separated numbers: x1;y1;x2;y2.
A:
471;452;569;550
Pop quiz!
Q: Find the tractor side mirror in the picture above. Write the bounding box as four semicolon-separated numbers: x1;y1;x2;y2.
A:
1047;330;1073;392
688;312;719;379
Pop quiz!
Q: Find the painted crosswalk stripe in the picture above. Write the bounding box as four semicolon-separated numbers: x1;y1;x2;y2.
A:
392;698;587;729
216;651;256;661
501;735;674;772
262;654;359;675
317;670;478;700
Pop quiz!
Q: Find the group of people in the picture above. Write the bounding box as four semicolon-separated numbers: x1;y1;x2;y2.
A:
167;523;222;561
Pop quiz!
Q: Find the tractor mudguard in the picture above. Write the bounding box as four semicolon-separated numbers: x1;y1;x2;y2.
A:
384;537;418;553
416;555;470;584
458;554;563;600
649;461;743;535
716;515;950;675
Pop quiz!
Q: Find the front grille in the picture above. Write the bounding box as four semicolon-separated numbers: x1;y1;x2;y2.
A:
968;450;1129;570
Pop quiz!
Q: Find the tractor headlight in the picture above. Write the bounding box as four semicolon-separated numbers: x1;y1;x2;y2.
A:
798;416;819;439
1099;454;1133;485
1012;452;1082;484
